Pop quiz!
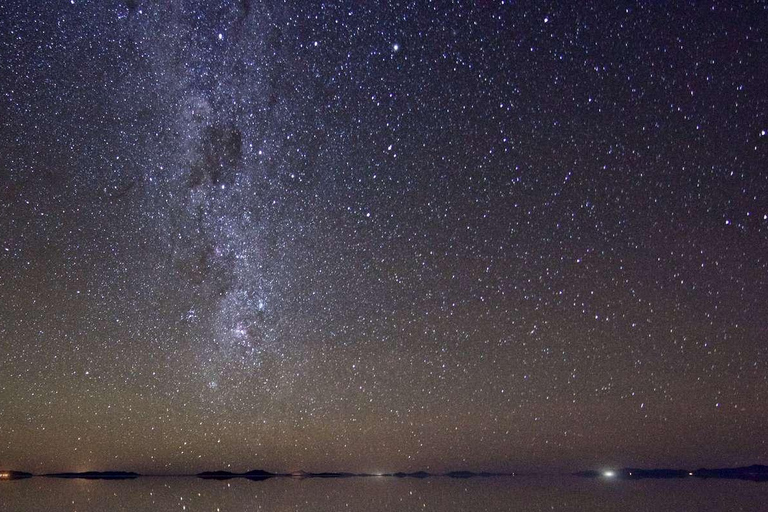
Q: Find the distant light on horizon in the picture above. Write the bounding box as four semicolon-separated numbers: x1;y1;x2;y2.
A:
603;470;616;478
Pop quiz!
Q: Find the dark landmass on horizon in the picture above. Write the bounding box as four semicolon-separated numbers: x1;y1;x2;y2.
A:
389;471;431;479
0;471;33;480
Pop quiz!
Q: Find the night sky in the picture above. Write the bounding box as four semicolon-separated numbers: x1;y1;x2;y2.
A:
1;1;766;475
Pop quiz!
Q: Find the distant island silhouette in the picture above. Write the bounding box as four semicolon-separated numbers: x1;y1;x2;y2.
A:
0;471;33;480
390;471;430;479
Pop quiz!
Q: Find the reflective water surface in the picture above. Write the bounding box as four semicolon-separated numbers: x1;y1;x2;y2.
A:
1;476;766;511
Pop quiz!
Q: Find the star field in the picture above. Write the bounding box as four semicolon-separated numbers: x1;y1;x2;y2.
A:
0;1;766;474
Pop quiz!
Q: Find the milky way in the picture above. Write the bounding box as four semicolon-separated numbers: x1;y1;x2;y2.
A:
0;1;766;473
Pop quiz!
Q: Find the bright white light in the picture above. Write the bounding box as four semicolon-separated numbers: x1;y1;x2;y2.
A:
393;44;400;52
603;470;615;478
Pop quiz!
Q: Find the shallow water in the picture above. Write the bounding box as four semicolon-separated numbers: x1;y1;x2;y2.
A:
1;476;766;511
